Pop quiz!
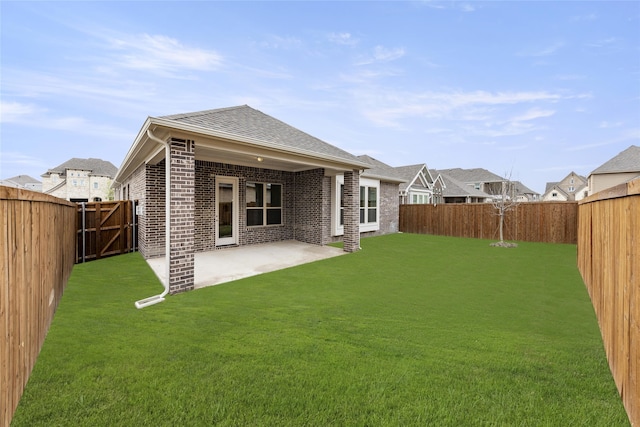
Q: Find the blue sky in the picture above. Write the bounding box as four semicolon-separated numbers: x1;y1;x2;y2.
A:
1;1;638;194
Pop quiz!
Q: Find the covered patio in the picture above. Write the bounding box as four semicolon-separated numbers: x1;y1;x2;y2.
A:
145;240;346;289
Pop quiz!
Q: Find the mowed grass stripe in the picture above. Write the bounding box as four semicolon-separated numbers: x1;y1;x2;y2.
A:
11;233;629;426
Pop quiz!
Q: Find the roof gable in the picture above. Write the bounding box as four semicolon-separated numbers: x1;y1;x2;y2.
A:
394;164;433;191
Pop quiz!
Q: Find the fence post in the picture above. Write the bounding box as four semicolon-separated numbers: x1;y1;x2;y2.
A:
81;202;86;263
132;200;137;252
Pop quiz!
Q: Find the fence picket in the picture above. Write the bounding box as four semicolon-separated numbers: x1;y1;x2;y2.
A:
578;179;639;427
400;202;578;244
0;186;75;427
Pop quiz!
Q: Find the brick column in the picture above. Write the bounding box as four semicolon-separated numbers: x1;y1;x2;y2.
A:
343;170;360;252
168;138;195;294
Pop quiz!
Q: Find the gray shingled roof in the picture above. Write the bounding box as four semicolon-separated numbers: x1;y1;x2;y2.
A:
432;169;490;198
437;167;504;183
3;175;41;186
513;181;537;195
43;158;118;178
590;145;640;175
159;105;363;165
545;182;559;193
357;155;406;182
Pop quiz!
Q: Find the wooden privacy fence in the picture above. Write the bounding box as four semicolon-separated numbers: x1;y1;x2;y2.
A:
400;201;578;244
578;179;639;427
1;186;76;427
77;200;137;263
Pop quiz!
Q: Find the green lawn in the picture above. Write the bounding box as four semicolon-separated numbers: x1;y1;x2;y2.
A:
12;234;629;426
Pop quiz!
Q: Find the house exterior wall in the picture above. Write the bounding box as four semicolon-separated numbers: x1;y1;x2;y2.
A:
194;160;296;251
89;176;113;201
141;161;167;259
555;172;588;201
42;169;113;202
293;168;326;245
119;160;402;261
541;189;569;202
589;172;639;195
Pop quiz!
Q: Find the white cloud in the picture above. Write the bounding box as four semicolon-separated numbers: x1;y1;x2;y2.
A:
586;37;617;48
353;88;583;131
599;121;623;128
518;42;565;57
511;108;555;122
554;74;586;81
373;45;405;62
0;101;44;123
565;128;640;151
356;45;406;65
0;152;50;169
571;13;597;22
258;34;303;50
108;33;223;75
459;3;476;12
328;32;359;46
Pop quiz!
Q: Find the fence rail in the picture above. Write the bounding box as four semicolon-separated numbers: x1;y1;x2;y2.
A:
1;186;76;427
76;200;137;263
578;179;639;427
400;201;578;244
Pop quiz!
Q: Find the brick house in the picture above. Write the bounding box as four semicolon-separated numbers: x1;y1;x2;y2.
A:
113;105;403;294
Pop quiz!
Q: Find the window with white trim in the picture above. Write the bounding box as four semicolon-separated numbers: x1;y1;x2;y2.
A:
246;182;282;226
333;176;379;235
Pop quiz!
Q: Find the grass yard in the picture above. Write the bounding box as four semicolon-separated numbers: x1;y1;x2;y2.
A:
11;234;629;426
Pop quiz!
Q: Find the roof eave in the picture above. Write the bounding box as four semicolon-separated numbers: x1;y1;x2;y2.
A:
361;172;406;184
113;117;371;184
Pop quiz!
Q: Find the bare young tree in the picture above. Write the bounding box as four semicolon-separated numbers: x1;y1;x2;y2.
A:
490;172;519;247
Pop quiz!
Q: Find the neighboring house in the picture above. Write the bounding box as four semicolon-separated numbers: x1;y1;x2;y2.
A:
393;163;444;205
0;175;42;192
431;170;489;203
512;181;540;202
41;158;117;202
541;171;588;201
438;168;505;198
113;105;404;294
435;168;539;203
588;145;640;196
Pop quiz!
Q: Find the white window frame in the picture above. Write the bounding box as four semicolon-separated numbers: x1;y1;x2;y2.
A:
332;175;379;236
246;182;283;227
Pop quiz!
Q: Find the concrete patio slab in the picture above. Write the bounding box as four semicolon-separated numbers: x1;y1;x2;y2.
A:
146;240;346;289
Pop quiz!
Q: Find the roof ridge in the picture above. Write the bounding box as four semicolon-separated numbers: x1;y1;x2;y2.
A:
159;105;249;120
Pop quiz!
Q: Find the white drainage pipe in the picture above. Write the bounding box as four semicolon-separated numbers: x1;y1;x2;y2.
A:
135;129;171;309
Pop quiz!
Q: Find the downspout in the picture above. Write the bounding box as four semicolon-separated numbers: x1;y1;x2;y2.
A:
135;129;171;309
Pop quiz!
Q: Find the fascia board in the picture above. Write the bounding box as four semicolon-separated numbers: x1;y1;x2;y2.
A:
361;172;406;184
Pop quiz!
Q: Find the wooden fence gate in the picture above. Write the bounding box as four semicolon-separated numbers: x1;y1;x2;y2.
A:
76;200;137;263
